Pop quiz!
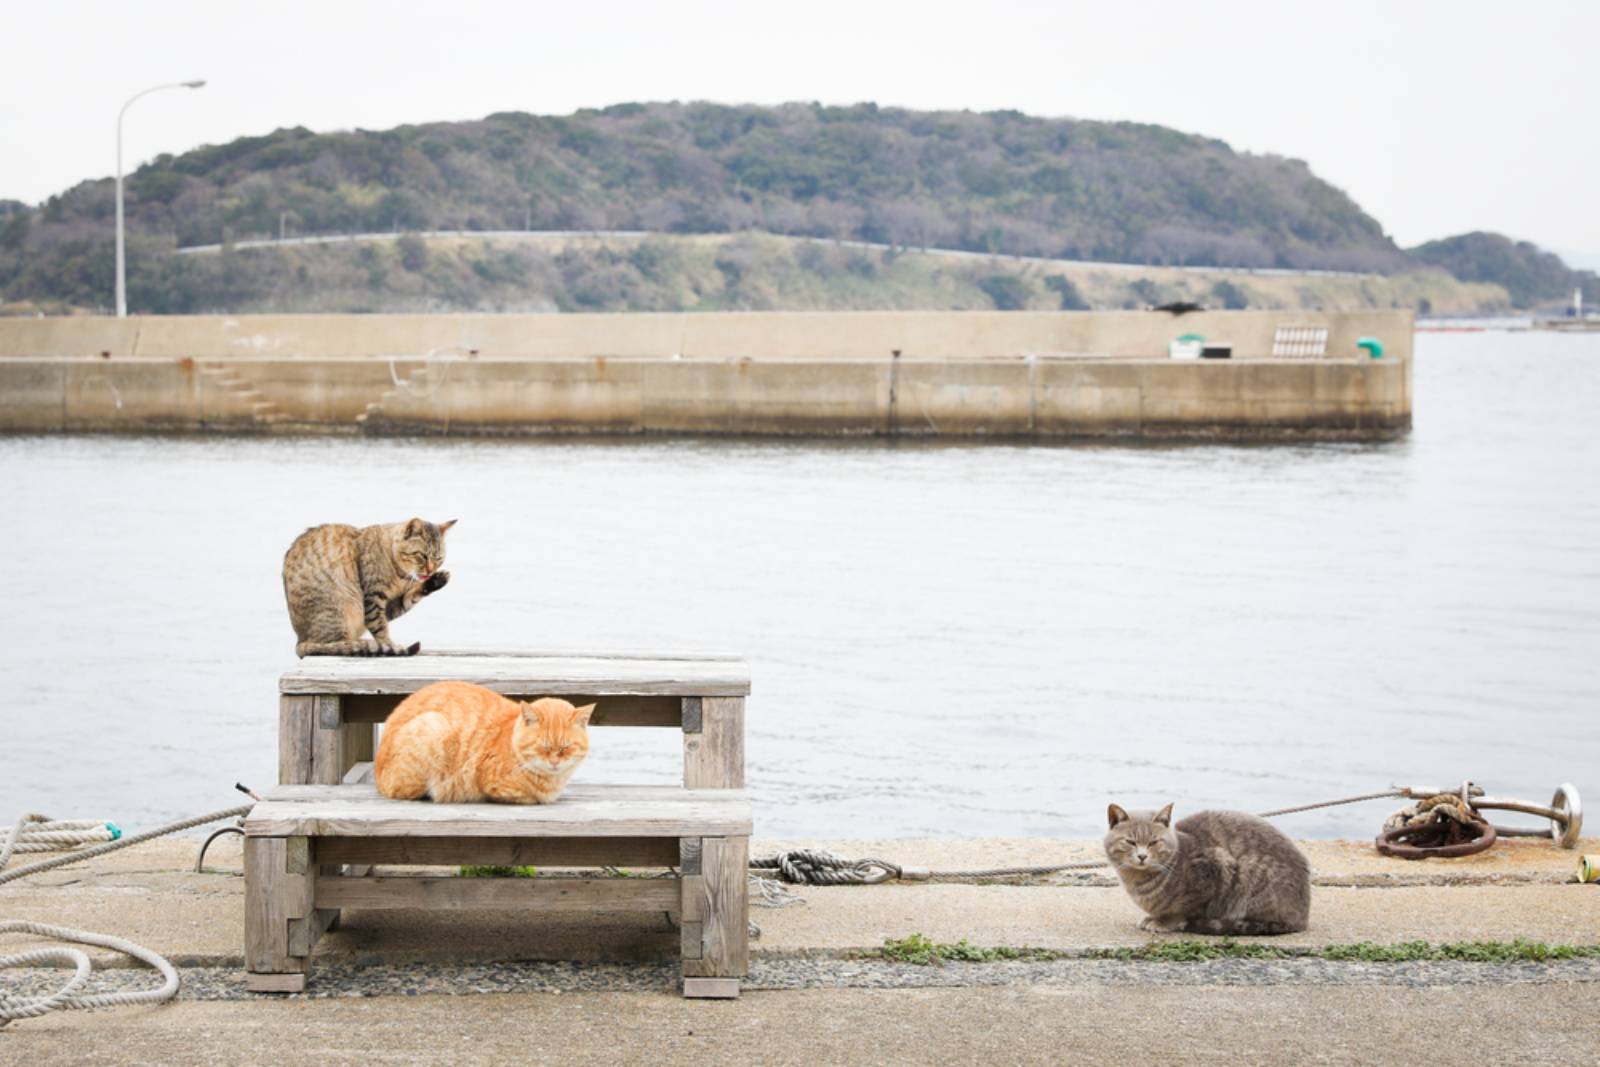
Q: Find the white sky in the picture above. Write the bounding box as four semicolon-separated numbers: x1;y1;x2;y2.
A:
3;0;1596;257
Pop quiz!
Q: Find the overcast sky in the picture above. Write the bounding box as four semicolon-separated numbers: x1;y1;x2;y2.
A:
3;0;1596;260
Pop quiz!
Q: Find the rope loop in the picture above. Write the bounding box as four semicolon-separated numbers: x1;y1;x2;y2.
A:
750;849;904;886
1;803;251;1027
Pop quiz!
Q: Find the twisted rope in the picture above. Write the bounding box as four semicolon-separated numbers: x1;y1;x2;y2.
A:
1257;790;1406;818
0;803;252;1028
0;818;120;854
753;790;1417;886
750;849;903;886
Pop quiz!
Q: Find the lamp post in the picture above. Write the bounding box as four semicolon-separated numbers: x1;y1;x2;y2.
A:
115;79;206;318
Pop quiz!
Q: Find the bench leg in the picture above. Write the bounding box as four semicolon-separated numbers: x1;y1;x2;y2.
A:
681;835;748;999
245;836;316;993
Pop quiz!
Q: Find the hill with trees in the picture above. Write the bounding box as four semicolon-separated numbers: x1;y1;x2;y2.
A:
1408;231;1598;309
0;101;1429;313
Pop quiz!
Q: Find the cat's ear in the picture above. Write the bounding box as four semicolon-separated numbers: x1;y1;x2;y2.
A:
573;703;595;727
1107;803;1131;828
405;518;426;537
438;519;457;534
1154;803;1174;827
520;703;542;726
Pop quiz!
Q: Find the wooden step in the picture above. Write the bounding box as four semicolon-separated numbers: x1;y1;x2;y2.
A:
245;782;752;838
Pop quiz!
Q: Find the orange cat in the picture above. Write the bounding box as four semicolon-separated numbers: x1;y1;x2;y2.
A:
374;681;593;804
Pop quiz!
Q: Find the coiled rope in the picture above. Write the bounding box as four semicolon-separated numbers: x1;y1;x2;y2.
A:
0;819;121;854
0;804;252;1029
751;789;1410;886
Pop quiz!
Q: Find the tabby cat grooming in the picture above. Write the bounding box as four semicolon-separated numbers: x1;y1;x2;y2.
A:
283;518;454;657
1104;803;1311;935
374;681;593;804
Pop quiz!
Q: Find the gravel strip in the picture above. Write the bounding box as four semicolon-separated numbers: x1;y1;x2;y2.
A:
5;957;1599;1004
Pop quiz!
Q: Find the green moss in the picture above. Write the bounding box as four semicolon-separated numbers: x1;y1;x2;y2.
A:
458;865;537;878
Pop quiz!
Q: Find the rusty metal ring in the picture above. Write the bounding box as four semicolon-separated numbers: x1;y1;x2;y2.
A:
1376;814;1497;860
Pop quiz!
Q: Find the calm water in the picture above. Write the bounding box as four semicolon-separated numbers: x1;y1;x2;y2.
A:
4;331;1598;840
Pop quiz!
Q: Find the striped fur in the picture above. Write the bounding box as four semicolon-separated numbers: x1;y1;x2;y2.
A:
1103;804;1311;936
374;681;593;804
282;517;455;657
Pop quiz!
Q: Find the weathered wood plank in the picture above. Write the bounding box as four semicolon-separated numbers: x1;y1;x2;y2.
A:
314;835;679;868
680;921;704;961
684;697;745;789
423;648;743;662
682;977;740;999
310;695;347;786
339;693;682;727
245;784;751;838
342;718;375;767
314;875;679;912
280;655;750;697
278;695;315;786
245;972;306;994
244;837;314;980
683;836;748;979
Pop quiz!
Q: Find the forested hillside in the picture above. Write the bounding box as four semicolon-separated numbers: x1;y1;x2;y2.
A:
0;101;1419;312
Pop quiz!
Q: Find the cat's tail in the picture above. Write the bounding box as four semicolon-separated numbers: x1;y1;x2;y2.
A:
297;640;423;657
1185;917;1306;936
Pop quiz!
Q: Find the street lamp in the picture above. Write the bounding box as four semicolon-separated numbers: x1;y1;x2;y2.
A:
115;79;206;318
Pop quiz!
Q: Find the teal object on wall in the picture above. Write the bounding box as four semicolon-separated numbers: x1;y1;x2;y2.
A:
1357;336;1384;359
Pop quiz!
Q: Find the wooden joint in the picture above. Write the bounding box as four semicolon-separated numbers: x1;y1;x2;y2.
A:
285;836;311;876
679;838;703;875
681;697;703;734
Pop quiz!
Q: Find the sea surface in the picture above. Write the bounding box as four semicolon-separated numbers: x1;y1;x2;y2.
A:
4;330;1597;840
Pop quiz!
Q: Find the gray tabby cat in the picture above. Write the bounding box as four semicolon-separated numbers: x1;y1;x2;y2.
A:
283;518;455;657
1103;802;1310;935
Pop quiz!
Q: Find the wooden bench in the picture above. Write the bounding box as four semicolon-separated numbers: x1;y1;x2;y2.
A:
248;652;751;998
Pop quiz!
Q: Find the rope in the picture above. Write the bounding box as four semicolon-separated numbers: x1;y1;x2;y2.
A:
0;818;120;854
0;803;252;1028
751;789;1414;886
1256;790;1406;818
750;849;904;886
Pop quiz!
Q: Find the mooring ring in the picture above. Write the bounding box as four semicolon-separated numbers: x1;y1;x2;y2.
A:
1376;814;1497;860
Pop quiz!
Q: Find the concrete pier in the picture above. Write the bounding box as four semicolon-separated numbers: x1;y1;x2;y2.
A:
0;310;1412;439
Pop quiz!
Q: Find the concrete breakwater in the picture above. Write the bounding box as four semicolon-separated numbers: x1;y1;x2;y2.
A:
0;310;1411;439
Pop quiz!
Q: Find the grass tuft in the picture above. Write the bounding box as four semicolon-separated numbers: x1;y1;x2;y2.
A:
459;865;538;878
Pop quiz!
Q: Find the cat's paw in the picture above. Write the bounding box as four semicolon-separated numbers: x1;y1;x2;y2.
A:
402;641;421;656
422;570;450;595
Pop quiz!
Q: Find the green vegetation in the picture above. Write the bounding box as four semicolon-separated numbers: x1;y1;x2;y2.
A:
1409;231;1599;308
880;934;1058;965
0;101;1417;312
1085;939;1291;962
1318;939;1600;963
875;934;1600;966
459;865;538;878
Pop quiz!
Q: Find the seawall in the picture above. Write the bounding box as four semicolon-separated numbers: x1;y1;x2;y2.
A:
0;310;1412;439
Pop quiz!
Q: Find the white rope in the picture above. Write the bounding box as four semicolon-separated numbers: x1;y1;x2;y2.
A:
0;804;251;1029
0;815;120;854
